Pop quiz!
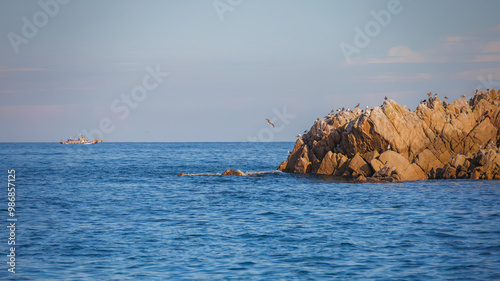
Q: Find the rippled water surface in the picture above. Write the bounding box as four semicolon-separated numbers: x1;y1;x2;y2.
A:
1;142;499;280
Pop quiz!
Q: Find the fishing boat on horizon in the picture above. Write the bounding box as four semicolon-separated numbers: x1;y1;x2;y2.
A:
60;134;102;144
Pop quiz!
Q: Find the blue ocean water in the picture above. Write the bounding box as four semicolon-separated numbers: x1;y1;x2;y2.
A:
0;142;499;280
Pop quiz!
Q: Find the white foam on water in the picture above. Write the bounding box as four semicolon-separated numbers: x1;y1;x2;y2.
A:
242;170;282;176
181;170;282;177
184;172;222;176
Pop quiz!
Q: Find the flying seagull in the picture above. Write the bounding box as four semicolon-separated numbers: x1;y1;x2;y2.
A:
461;94;466;98
265;119;275;127
355;103;360;108
444;95;448;99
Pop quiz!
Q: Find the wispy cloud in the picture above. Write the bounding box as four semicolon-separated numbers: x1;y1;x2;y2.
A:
455;67;500;81
470;54;500;62
0;66;48;72
0;90;18;94
368;72;431;83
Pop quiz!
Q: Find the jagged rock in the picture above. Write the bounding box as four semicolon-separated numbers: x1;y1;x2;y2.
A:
363;151;380;163
347;154;373;177
317;151;337;175
294;145;312;174
281;89;500;182
222;170;244;176
370;158;385;173
278;161;288;171
333;153;349;176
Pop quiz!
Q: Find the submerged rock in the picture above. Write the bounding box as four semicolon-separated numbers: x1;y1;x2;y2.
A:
279;89;500;182
222;169;244;176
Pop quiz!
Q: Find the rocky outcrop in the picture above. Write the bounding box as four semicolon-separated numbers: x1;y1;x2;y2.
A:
278;89;500;182
222;169;244;176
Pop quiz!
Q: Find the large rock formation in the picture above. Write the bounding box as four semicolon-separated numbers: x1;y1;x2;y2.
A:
278;89;500;182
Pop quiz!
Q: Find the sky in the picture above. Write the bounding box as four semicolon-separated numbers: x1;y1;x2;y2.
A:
0;0;499;142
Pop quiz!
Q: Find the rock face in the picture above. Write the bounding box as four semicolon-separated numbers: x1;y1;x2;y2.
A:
278;89;500;182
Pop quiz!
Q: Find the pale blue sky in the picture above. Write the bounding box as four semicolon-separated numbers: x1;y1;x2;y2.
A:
1;0;499;142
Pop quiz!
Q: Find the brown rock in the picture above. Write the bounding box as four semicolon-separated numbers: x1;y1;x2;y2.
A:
294;145;312;174
450;154;466;168
414;149;444;176
378;151;427;181
333;153;349;176
278;161;288;171
317;151;337;175
280;89;500;182
347;154;373;177
363;150;380;163
441;164;457;179
222;170;244;176
177;173;187;176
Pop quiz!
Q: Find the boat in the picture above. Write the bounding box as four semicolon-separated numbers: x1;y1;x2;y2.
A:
60;134;102;144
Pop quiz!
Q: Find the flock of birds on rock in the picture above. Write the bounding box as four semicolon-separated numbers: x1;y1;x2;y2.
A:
267;89;489;143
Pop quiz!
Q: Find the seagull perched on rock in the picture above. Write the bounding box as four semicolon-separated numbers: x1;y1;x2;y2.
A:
444;95;448;100
427;92;432;97
423;99;427;103
384;96;388;100
355;103;360;108
434;93;438;97
387;144;391;150
474;89;478;94
265;119;275;127
296;134;301;138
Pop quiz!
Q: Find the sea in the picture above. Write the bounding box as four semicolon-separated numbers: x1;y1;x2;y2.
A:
0;142;499;280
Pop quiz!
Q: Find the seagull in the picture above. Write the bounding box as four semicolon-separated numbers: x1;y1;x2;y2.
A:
265;119;275;127
342;107;345;111
303;130;308;133
387;144;391;150
444;95;448;99
287;151;291;154
474;89;478;94
365;105;369;110
434;93;438;97
384;96;388;100
461;94;466;98
355;103;360;108
296;134;301;138
423;99;427;103
347;108;350;111
427;92;432;97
